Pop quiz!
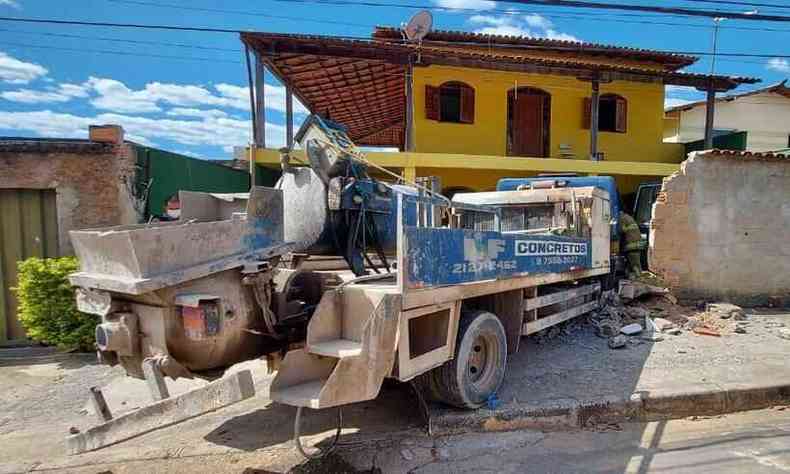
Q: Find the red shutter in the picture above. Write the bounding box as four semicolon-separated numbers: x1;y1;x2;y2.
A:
425;85;440;121
615;96;628;133
459;85;475;124
582;97;592;129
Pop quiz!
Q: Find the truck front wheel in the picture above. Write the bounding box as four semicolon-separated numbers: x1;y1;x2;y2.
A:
428;310;507;409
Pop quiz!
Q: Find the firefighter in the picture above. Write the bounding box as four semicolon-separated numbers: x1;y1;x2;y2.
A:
619;211;644;277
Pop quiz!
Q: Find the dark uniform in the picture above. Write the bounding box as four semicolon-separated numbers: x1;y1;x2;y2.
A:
619;211;644;277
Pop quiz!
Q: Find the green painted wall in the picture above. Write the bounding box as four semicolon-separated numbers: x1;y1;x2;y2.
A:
684;131;748;154
135;148;246;218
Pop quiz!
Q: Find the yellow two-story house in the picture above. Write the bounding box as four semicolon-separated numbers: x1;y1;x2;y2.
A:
242;27;756;198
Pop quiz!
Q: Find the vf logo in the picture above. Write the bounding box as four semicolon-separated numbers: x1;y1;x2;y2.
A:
463;238;505;261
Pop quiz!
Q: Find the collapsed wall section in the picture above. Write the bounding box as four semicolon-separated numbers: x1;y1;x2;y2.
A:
650;150;790;306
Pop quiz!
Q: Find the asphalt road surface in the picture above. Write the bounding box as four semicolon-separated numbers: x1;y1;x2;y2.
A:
41;406;790;473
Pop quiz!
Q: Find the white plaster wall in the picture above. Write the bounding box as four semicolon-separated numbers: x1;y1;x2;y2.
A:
673;92;790;151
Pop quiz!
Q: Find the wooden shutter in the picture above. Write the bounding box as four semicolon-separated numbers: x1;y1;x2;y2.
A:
615;96;628;133
425;85;440;121
459;84;475;124
582;97;592;129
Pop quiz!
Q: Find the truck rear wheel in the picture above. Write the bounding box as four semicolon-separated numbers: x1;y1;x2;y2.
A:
429;310;507;409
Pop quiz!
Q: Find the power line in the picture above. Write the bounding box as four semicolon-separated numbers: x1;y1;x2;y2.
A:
0;36;780;74
0;16;787;60
105;0;371;28
0;28;240;52
496;0;790;22
0;16;241;34
678;0;790;10
0;16;373;41
0;40;244;64
276;0;790;33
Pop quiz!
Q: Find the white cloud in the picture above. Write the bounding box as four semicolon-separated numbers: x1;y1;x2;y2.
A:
523;13;551;30
665;85;697;95
664;85;704;110
543;30;579;42
165;108;229;119
174;149;201;158
468;14;579;41
86;77;162;113
74;78;307;115
215;82;309;115
434;0;497;10
767;58;790;73
664;98;693;109
0;109;288;151
0;52;47;84
1;83;88;103
0;0;20;9
475;24;530;36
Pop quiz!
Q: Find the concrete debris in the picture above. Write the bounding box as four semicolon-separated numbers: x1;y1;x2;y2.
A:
625;306;651;320
608;335;628;349
641;333;664;342
652;318;677;332
683;319;700;331
663;293;678;305
777;328;790;341
599;290;622;308
534;319;585;344
400;448;415;461
620;323;643;336
734;325;747;334
665;328;682;336
595;320;620;338
618;279;669;301
706;303;747;321
693;326;721;337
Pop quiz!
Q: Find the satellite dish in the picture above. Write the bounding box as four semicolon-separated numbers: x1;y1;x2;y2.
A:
403;10;433;43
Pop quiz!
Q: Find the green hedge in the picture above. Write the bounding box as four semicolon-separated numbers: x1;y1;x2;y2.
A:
15;257;98;351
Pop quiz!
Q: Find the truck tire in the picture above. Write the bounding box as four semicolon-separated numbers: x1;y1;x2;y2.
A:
430;310;507;409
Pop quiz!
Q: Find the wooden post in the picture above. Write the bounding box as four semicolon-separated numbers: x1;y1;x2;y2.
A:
404;62;415;152
254;53;266;149
244;45;258;189
590;79;600;161
704;85;716;149
286;86;294;148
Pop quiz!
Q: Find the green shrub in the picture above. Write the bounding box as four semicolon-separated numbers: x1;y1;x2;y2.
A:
15;257;98;351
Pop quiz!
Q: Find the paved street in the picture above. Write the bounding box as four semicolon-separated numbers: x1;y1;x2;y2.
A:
3;309;789;473
29;406;790;473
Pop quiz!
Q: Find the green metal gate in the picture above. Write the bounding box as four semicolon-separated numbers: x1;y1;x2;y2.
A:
0;189;59;343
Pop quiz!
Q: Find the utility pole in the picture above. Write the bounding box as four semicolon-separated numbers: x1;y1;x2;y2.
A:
710;17;725;75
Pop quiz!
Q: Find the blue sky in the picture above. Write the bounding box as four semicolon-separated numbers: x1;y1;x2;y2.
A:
0;0;787;159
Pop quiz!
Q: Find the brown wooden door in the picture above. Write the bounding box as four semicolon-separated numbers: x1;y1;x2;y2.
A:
510;91;547;157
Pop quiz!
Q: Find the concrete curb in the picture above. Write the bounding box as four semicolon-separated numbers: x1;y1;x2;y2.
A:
429;383;790;435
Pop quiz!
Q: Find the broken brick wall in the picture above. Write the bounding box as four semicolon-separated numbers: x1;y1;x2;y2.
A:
0;143;141;255
650;151;790;306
